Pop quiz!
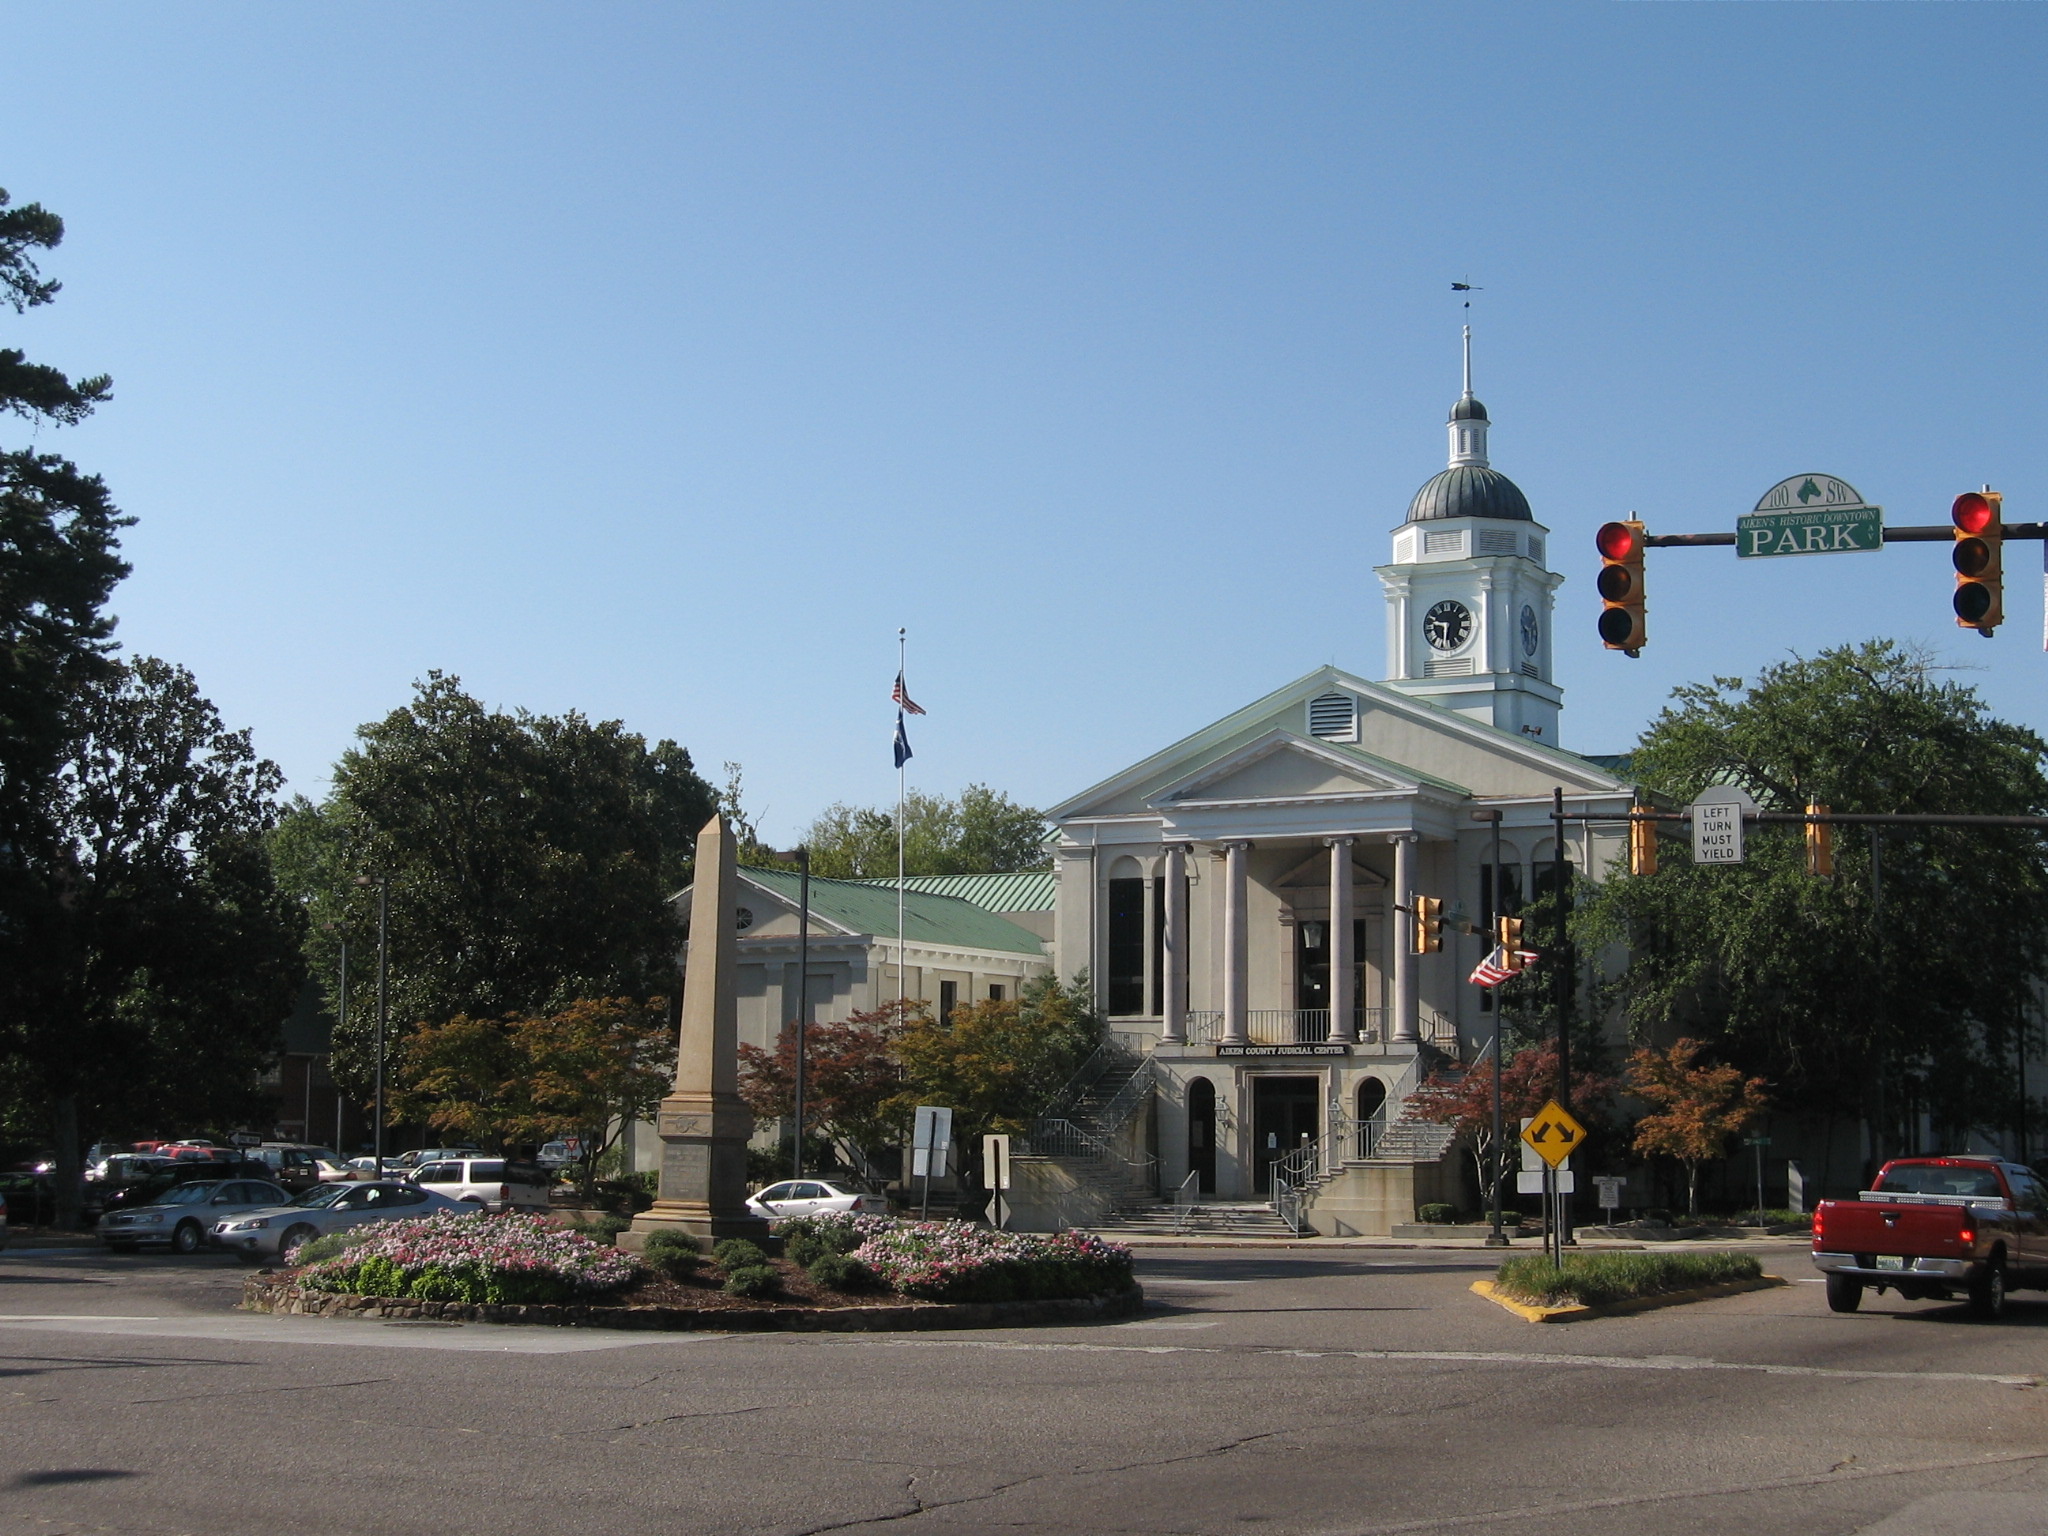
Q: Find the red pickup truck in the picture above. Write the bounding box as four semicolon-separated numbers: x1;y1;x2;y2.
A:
1812;1156;2048;1320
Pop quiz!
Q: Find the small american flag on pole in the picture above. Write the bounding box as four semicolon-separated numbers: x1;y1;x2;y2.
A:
892;671;926;715
1469;945;1538;988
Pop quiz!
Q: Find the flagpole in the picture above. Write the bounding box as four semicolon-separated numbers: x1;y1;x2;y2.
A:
897;626;907;1007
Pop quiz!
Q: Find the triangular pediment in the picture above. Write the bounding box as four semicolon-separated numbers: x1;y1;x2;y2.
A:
1050;664;1631;822
1152;732;1415;808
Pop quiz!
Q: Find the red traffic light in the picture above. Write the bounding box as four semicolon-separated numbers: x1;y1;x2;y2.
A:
1953;492;1995;535
1595;522;1641;561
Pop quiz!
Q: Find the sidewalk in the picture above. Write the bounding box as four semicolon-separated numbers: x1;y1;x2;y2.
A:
1097;1229;1812;1252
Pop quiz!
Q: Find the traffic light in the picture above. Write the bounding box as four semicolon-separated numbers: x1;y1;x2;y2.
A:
1596;519;1647;656
1952;491;2004;636
1804;803;1833;877
1496;916;1526;972
1412;896;1443;954
1628;812;1658;877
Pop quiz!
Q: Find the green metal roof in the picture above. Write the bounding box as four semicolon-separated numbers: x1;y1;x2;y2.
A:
1571;752;1635;775
848;871;1056;913
737;868;1047;956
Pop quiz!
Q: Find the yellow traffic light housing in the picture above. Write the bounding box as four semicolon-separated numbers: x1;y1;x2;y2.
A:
1628;812;1658;877
1596;519;1648;656
1497;916;1526;973
1952;491;2004;636
1805;803;1833;877
1412;896;1443;954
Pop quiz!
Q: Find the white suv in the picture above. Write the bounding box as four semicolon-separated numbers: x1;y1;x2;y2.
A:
409;1158;552;1213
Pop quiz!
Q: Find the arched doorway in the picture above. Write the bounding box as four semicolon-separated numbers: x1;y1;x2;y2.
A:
1187;1078;1216;1194
1356;1078;1388;1159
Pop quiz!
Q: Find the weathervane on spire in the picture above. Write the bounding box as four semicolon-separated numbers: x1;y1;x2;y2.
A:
1452;281;1482;398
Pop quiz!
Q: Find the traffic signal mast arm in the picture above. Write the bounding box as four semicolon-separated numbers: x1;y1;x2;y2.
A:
1633;523;2048;546
1583;809;2048;830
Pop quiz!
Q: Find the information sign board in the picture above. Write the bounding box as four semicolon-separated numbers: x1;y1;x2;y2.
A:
911;1105;952;1177
1520;1100;1586;1169
1691;786;1756;865
1738;475;1883;558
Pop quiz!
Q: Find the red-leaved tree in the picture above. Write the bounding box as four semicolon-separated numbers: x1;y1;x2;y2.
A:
1405;1044;1616;1214
1626;1038;1769;1215
736;1000;917;1174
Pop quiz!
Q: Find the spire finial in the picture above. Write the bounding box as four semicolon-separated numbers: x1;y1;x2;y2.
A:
1462;323;1472;399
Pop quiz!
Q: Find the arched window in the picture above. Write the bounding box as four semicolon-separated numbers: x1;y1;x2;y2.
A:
1356;1078;1388;1159
1187;1077;1217;1195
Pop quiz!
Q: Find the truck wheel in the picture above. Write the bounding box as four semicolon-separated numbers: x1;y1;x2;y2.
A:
1969;1261;2008;1321
1825;1274;1863;1314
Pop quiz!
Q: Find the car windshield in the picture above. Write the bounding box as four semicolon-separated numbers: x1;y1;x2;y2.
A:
289;1183;350;1209
156;1183;221;1205
1876;1163;2006;1199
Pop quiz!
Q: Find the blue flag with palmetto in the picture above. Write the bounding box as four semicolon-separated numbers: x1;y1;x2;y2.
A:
893;710;913;768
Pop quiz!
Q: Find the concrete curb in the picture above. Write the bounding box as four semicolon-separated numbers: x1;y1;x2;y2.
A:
240;1277;1145;1332
1470;1275;1789;1323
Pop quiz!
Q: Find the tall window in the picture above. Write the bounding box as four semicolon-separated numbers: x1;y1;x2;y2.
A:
1107;877;1146;1016
988;983;1005;1003
938;979;958;1026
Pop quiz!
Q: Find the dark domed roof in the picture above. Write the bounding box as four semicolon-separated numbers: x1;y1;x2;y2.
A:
1449;395;1488;422
1405;465;1533;523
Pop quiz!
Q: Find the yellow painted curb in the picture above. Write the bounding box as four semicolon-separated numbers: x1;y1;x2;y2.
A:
1471;1274;1788;1323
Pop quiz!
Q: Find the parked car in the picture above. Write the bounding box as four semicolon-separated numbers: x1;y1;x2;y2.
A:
250;1144;342;1193
537;1141;578;1171
210;1180;465;1264
97;1178;292;1255
409;1158;552;1212
94;1161;273;1221
1812;1156;2048;1319
746;1179;889;1220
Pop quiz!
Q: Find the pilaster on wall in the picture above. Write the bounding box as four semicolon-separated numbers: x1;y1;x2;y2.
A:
1052;846;1096;997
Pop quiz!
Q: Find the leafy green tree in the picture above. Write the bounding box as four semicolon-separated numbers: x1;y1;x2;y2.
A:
801;784;1047;878
0;188;133;1154
1575;640;2048;1156
736;1000;915;1175
275;674;718;1094
3;658;304;1222
892;975;1102;1191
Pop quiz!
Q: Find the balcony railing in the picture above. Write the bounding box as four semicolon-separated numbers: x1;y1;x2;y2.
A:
1182;1009;1388;1046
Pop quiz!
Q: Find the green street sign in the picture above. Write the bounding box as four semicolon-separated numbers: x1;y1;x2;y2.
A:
1738;474;1883;558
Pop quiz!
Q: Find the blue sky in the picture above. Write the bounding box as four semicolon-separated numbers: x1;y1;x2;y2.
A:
6;4;2045;840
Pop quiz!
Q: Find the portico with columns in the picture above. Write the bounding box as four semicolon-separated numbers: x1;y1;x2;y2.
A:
1041;351;1636;1225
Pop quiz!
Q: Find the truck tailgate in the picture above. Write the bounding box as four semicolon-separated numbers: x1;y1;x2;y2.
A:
1821;1201;1971;1254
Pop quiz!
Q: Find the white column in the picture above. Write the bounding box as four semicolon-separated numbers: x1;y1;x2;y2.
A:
1221;842;1250;1045
1141;871;1159;1020
1391;833;1419;1045
1326;838;1355;1042
1161;843;1188;1044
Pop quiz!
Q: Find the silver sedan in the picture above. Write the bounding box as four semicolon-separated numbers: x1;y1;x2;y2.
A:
210;1180;467;1264
97;1179;293;1255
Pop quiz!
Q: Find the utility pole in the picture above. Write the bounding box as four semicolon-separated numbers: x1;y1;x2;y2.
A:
1474;808;1509;1248
793;845;811;1180
1553;786;1575;1248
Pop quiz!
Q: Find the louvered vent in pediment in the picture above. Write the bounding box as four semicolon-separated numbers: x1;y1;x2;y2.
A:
1307;692;1358;742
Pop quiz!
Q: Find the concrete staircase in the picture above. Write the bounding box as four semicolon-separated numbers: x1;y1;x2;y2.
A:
1101;1201;1300;1239
1019;1036;1159;1218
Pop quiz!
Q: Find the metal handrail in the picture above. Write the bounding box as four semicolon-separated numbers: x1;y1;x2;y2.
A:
1171;1169;1201;1233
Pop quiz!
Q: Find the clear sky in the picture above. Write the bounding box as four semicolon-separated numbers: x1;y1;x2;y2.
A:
6;4;2045;840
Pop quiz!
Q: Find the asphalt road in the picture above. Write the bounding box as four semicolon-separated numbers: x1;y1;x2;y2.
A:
4;1239;2048;1536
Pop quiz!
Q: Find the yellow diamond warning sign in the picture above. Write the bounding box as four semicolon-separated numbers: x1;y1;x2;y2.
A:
1520;1099;1586;1169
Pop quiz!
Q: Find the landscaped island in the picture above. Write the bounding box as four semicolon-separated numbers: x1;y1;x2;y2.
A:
267;1209;1137;1321
1491;1251;1764;1308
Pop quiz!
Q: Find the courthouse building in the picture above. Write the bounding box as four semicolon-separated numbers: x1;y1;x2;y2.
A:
1039;364;1636;1231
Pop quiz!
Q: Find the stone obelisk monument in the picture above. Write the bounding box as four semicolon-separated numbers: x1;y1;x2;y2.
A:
621;813;774;1251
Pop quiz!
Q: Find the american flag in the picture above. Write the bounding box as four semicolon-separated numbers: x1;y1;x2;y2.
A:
892;670;926;715
1469;945;1538;988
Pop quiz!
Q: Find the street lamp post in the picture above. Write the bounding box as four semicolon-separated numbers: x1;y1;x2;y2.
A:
324;922;350;1154
355;874;389;1178
778;847;813;1179
1473;808;1509;1248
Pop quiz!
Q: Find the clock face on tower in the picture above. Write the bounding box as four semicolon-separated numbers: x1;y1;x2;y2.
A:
1423;599;1472;652
1520;604;1540;657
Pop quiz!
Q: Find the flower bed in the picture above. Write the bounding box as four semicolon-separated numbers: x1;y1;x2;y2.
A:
296;1210;640;1306
849;1221;1134;1304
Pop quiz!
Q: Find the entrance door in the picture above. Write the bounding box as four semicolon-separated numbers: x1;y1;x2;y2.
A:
1252;1077;1320;1193
1187;1078;1216;1195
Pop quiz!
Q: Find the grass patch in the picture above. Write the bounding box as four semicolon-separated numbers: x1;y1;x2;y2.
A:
1494;1251;1763;1308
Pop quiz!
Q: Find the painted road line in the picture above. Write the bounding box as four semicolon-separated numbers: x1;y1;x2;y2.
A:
0;1315;719;1354
793;1335;2038;1387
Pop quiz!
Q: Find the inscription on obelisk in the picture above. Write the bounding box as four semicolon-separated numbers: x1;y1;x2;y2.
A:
620;813;774;1251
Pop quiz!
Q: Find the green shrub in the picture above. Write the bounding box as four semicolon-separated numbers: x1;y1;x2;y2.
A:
1493;1251;1762;1308
713;1238;769;1270
295;1232;366;1265
723;1263;779;1298
642;1230;702;1278
784;1233;829;1268
408;1265;467;1302
1731;1208;1810;1228
594;1171;657;1214
564;1211;632;1243
807;1252;876;1292
1417;1203;1457;1225
349;1255;408;1297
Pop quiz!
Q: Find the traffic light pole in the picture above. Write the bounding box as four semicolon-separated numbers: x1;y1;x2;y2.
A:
1553;787;1574;1248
